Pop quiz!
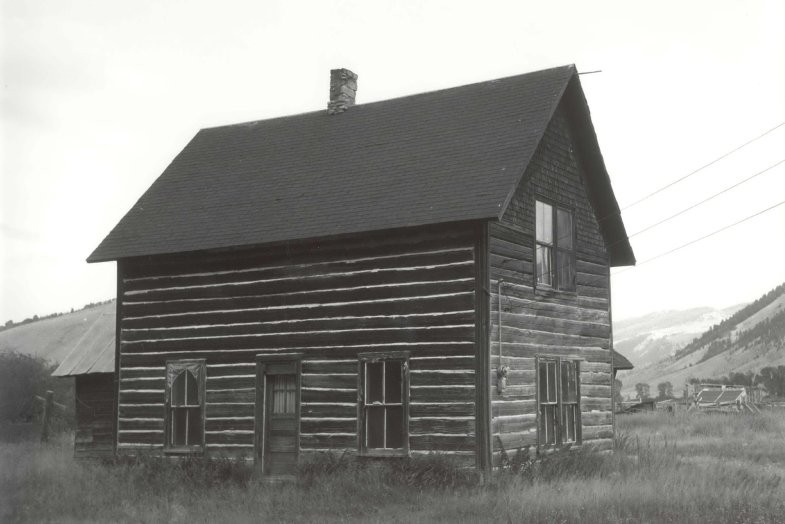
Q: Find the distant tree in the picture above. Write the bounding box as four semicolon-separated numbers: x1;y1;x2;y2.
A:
756;366;785;398
656;381;673;400
0;352;74;425
635;382;651;401
613;378;624;404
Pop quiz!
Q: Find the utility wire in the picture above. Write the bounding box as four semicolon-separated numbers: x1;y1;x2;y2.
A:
619;157;785;244
613;199;785;274
599;121;785;223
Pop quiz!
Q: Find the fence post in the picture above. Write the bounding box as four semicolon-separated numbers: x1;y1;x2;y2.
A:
40;390;54;443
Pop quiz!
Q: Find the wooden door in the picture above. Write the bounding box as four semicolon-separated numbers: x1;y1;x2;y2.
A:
256;359;300;477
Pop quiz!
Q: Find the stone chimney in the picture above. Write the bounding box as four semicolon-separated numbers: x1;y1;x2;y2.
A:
327;68;358;114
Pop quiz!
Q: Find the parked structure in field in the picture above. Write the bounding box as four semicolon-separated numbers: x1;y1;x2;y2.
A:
51;307;116;458
81;65;635;474
693;384;760;413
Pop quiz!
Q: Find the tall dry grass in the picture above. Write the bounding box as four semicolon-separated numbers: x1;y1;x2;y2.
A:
1;411;784;523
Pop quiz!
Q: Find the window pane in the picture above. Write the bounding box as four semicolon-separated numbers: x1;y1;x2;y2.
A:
536;246;552;286
273;375;296;414
547;362;557;403
561;361;577;403
536;201;553;243
185;371;199;406
366;406;385;448
540;405;556;445
366;362;383;404
172;409;187;446
562;404;577;443
538;361;548;402
385;406;403;449
385;362;402;404
187;407;202;445
556;250;575;291
556;208;573;249
171;372;186;406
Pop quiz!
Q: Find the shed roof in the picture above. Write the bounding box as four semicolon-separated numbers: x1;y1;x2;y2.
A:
51;309;115;377
612;350;634;371
88;65;634;266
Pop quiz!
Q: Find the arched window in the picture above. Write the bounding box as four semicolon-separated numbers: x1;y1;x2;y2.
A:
166;360;205;451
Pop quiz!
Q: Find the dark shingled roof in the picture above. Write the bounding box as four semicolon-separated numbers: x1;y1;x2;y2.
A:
88;65;634;266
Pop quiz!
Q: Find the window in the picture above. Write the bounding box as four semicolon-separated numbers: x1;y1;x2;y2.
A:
359;352;409;456
165;360;205;451
535;200;575;291
538;358;580;446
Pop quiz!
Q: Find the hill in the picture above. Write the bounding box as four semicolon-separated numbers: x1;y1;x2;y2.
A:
0;301;115;365
617;283;785;397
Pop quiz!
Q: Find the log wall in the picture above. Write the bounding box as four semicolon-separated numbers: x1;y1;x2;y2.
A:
115;225;479;461
74;373;115;459
489;102;614;464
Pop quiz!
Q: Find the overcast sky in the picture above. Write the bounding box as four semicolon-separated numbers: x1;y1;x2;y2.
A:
2;0;784;323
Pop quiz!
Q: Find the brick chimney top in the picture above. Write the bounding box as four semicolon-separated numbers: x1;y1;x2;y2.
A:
327;68;358;114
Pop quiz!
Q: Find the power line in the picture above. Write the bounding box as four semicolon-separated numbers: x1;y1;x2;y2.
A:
599;121;785;223
621;157;785;243
613;199;785;275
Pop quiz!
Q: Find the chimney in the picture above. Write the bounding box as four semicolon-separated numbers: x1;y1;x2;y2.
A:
327;68;358;114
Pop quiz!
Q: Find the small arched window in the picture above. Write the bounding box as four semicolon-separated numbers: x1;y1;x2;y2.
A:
166;360;205;451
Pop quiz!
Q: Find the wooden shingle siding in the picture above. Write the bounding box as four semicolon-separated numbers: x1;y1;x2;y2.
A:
489;102;613;463
116;224;477;458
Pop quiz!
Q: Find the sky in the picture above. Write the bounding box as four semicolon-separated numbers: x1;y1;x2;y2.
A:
1;0;784;323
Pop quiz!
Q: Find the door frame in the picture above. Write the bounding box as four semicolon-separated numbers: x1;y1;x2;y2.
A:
255;353;303;474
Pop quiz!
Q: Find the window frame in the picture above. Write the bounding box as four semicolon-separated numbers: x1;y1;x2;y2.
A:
536;356;582;449
357;351;410;457
164;359;206;454
534;198;576;292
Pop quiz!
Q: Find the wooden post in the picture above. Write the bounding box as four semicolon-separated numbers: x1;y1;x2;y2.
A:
40;390;54;443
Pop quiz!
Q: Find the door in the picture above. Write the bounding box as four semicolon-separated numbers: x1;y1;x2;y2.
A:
256;359;300;477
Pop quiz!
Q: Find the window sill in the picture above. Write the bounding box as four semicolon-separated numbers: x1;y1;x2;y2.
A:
359;448;409;458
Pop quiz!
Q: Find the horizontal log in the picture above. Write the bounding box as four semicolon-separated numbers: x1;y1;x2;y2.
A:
118;390;164;404
118;404;165;419
117;431;163;444
410;371;475;387
205;418;255;432
409;355;476;371
121;367;165;379
577;284;609;300
409;402;475;417
409;434;475;452
576;259;608;276
206;375;256;389
125;248;473;293
302;360;356;374
490;267;533;287
118;418;164;431
490;222;531;246
490;356;535;369
582;411;612;426
302;374;357;389
205;431;254;445
493;313;610;339
491;296;609;324
122;279;475;319
301;418;356;434
410;417;475;434
490;235;532;260
493;431;537;451
581;361;611;373
492;399;536;417
206;403;255;418
581;371;611;386
582;385;611;398
491;384;536;401
300;433;356;449
490;343;610;362
302;388;356;403
492;414;536;434
207;364;256;377
410;386;474;402
301;403;357;418
206;389;255;403
581;397;611;411
121;325;475;353
576;272;608;288
489;369;535;385
206;447;255;460
120;342;475;367
490;280;608;311
122;311;475;342
491;325;609;349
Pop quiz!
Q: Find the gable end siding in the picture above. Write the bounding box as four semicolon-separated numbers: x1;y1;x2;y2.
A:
114;224;479;462
489;103;613;463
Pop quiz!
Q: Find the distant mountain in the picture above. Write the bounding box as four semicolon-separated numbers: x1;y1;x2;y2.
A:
617;283;785;397
0;301;115;365
613;304;744;369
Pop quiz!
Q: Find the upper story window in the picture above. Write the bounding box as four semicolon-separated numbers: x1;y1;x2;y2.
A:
359;352;409;457
535;200;575;291
165;360;205;452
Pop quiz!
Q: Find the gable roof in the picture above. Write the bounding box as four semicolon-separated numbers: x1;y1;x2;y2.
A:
88;65;634;266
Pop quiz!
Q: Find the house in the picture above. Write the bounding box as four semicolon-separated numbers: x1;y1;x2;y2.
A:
694;384;758;413
81;65;635;475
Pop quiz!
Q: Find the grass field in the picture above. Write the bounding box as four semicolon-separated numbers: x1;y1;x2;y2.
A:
2;411;784;523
